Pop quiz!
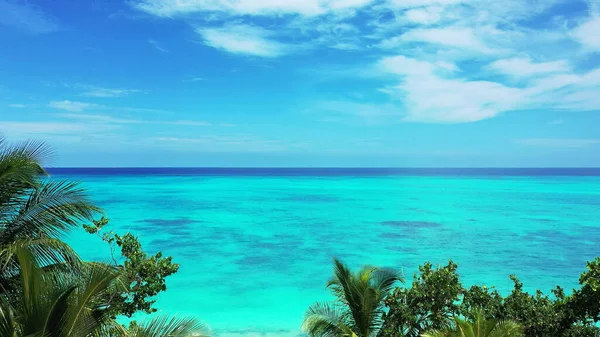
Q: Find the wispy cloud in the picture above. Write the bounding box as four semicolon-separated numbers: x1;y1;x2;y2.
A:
316;100;401;124
7;103;26;108
516;138;600;148
54;113;142;124
131;0;600;124
0;120;117;144
184;77;205;82
79;86;141;98
134;0;374;17
376;55;522;123
403;6;443;25
489;57;571;77
571;15;600;51
152;135;287;152
56;113;212;127
0;0;59;34
395;26;495;53
49;100;101;112
196;24;291;57
148;38;169;53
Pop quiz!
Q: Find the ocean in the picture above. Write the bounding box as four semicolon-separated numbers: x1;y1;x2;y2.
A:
52;168;600;336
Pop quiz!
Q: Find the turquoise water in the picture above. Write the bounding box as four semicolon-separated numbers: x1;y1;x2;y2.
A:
58;169;600;336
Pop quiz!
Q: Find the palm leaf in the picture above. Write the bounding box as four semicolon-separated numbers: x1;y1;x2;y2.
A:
3;179;99;242
128;315;209;337
303;302;354;337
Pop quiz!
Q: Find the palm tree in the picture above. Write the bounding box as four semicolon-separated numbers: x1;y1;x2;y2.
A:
421;310;522;337
302;258;403;337
0;137;100;296
0;247;124;337
124;315;209;337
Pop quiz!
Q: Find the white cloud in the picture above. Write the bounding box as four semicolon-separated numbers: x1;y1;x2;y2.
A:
404;6;443;24
317;100;401;120
516;138;600;148
0;0;59;34
378;55;456;76
125;0;600;124
169;120;212;126
0;121;87;134
197;24;290;57
400;75;522;123
0;120;121;144
388;0;468;8
56;113;212;126
134;0;374;17
375;53;600;123
399;26;494;53
377;55;523;123
148;38;169;53
571;15;600;51
80;86;141;98
8;103;25;108
48;100;101;112
54;113;142;124
152;134;286;151
490;57;571;77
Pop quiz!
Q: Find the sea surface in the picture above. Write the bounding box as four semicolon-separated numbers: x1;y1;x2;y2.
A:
52;168;600;337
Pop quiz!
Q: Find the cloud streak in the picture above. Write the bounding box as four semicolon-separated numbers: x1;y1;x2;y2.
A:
80;86;141;98
0;0;59;34
148;38;169;53
196;24;291;57
130;0;600;123
49;100;101;112
134;0;374;17
516;138;600;148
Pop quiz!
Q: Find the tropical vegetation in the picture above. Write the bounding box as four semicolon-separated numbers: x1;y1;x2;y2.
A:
421;309;522;337
302;258;402;337
0;136;204;336
306;259;600;337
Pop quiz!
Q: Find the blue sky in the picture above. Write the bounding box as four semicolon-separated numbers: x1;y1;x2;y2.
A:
1;0;599;167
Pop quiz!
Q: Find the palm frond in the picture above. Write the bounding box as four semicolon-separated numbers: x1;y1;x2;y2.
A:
63;262;121;336
0;297;19;337
371;268;403;294
4;179;100;241
128;315;209;337
303;301;353;337
421;310;523;337
0;139;51;217
487;320;523;337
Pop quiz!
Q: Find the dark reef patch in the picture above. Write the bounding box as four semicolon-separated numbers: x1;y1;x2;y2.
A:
135;218;200;227
379;231;419;239
381;220;443;229
236;255;274;266
281;194;339;203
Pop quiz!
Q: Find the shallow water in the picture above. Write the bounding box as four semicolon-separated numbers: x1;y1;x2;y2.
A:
56;168;600;336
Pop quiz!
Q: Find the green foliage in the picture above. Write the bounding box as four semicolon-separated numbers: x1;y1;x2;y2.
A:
84;217;180;317
422;309;523;337
0;135;196;336
303;258;403;337
0;247;122;337
0;138;98;301
125;315;208;337
379;261;461;337
377;259;600;337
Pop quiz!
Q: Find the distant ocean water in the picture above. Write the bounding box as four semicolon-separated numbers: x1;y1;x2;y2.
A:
53;168;600;336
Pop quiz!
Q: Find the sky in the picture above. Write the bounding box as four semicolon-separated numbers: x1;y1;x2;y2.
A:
0;0;599;167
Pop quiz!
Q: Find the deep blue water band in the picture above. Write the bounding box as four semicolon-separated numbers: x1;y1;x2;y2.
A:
47;167;600;177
